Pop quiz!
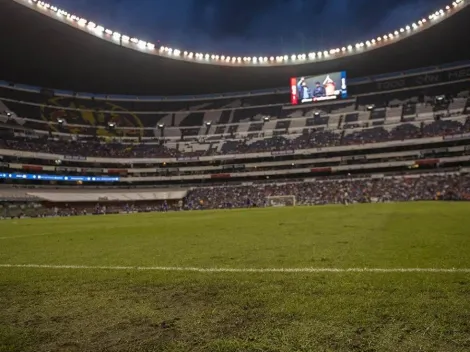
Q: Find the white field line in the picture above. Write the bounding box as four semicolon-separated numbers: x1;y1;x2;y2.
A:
0;264;469;273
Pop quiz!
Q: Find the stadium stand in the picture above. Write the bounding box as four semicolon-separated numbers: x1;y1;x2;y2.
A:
1;76;470;158
2;71;470;217
185;173;470;209
1;172;469;218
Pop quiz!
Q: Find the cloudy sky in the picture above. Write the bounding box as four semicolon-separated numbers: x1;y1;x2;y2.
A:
51;0;447;55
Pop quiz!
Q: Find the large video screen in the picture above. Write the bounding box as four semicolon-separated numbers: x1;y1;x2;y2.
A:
290;71;347;105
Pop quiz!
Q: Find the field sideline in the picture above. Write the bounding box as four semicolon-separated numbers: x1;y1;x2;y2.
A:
1;202;469;351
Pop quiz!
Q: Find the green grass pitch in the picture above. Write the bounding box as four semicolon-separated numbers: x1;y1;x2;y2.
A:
1;202;469;352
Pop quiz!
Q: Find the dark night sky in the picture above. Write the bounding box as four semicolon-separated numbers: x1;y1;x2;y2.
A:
51;0;448;55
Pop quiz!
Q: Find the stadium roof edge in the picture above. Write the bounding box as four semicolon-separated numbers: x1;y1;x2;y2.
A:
13;0;468;67
1;61;469;102
1;0;470;95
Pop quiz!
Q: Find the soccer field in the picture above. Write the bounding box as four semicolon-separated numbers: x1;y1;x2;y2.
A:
1;202;469;352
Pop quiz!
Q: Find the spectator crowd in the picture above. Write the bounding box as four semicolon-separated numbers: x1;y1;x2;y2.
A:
1;117;469;159
1;173;469;219
185;174;470;209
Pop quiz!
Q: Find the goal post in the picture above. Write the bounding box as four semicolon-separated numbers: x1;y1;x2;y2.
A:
266;195;296;207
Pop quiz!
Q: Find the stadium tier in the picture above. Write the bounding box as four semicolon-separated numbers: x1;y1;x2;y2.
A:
1;173;469;218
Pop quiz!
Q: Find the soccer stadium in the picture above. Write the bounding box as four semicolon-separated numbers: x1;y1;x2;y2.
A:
1;0;470;351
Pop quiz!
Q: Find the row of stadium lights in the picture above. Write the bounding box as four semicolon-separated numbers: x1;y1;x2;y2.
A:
28;0;465;66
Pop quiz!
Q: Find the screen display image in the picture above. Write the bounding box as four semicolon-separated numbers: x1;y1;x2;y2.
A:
290;71;347;105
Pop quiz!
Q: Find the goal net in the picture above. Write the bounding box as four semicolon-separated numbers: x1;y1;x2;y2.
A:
266;195;296;207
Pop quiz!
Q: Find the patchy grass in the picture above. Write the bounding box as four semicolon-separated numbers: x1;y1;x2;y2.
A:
0;202;469;351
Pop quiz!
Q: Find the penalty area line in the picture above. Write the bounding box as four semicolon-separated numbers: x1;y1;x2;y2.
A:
0;264;469;273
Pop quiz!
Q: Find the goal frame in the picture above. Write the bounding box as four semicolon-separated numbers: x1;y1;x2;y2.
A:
266;195;296;207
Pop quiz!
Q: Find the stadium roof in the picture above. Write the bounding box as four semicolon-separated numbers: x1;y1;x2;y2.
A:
1;0;470;96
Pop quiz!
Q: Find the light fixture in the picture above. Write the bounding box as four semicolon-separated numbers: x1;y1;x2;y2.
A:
30;0;458;67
